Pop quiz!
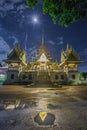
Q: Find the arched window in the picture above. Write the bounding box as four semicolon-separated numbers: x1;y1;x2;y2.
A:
28;74;32;80
11;74;14;79
61;75;64;80
55;75;59;80
23;75;27;79
72;74;76;79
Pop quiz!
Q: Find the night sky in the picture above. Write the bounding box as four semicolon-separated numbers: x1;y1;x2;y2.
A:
0;0;87;72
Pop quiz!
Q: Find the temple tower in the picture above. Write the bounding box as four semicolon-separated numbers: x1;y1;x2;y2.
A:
60;44;82;83
4;44;26;84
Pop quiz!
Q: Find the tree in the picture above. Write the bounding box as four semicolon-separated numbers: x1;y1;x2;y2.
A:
26;0;87;27
79;72;87;80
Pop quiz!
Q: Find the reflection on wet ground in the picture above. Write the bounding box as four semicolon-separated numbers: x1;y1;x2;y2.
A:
0;85;87;129
34;112;55;126
0;99;37;111
0;86;87;111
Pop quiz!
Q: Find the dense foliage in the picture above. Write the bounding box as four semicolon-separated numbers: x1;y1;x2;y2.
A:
80;72;87;80
26;0;87;27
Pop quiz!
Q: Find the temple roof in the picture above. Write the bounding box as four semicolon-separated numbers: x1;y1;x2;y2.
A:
36;36;53;62
4;44;26;65
7;44;21;60
60;44;82;65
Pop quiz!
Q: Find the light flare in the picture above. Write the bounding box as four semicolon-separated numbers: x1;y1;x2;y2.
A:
32;15;38;23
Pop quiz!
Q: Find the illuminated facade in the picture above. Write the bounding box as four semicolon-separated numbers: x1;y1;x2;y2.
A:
4;37;82;85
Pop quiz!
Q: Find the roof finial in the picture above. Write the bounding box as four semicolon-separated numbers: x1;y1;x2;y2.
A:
42;30;44;44
66;43;71;52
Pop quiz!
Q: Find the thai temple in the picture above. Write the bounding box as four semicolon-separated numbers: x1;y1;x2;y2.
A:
4;37;82;85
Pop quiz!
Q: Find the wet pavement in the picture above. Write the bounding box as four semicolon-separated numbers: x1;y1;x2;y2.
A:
0;85;87;130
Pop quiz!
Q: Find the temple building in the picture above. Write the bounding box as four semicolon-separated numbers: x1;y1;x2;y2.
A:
4;37;82;85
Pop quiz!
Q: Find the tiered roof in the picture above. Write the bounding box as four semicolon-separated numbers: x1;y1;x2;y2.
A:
36;36;53;62
4;44;26;65
60;44;82;65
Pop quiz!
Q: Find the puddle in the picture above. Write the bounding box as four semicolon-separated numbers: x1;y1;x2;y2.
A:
0;99;37;111
47;104;61;109
34;112;55;126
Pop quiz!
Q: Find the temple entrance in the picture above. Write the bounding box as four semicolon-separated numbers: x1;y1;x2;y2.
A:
37;71;50;84
39;62;48;71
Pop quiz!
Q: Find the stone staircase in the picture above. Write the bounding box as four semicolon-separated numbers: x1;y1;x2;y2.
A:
36;71;51;86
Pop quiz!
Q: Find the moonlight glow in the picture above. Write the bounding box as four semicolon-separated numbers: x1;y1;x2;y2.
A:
32;15;38;23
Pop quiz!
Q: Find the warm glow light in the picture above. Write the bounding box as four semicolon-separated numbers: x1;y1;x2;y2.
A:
38;53;48;62
39;112;47;122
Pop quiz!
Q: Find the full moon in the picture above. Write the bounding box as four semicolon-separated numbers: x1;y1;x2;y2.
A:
32;16;38;23
33;17;38;22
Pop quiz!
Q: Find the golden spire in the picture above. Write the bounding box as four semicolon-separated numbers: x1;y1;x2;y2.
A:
41;32;44;45
61;48;64;54
39;33;46;53
61;48;66;63
36;34;53;62
66;43;71;52
65;44;81;61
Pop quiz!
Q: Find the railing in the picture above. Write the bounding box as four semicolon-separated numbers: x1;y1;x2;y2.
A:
8;67;22;71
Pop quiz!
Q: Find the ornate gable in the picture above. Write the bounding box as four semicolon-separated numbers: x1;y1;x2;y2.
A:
4;44;26;65
38;53;49;62
7;44;21;60
66;50;81;62
60;44;82;66
36;36;53;62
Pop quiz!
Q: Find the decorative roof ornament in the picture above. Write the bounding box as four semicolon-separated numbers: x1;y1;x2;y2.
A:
4;43;26;65
66;43;72;53
7;43;21;59
60;44;82;65
42;32;44;44
36;34;53;62
61;48;66;63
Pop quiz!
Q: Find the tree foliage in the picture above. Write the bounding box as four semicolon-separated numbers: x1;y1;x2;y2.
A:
26;0;87;27
80;72;87;80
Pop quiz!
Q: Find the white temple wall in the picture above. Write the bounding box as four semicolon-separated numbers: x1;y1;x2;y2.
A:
50;72;67;83
67;71;80;84
19;71;37;83
6;70;19;84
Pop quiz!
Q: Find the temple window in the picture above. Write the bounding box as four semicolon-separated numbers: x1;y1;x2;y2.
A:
72;74;76;79
11;74;14;79
23;75;27;79
28;74;32;80
61;75;64;80
55;75;59;80
9;64;13;67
